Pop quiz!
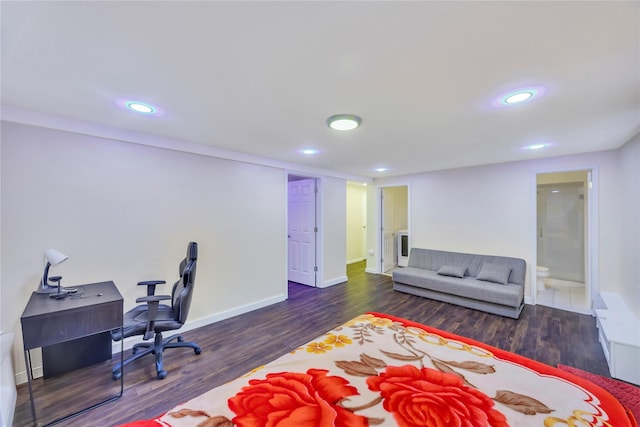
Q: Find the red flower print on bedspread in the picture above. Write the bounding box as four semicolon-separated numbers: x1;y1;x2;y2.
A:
228;368;369;427
367;365;508;427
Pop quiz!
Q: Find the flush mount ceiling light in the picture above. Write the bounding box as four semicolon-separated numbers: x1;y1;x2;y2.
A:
327;114;362;131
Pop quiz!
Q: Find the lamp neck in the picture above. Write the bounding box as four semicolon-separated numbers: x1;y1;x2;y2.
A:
42;261;52;289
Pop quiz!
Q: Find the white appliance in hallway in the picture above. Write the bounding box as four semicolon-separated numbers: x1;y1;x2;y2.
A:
397;230;409;267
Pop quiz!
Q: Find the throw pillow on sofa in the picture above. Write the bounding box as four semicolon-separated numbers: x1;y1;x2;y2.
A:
437;265;467;278
477;263;511;285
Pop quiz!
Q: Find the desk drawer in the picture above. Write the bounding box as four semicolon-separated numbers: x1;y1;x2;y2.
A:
22;301;122;350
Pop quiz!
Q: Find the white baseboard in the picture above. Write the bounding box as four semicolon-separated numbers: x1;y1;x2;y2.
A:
111;293;286;354
319;276;348;288
15;293;287;385
346;258;365;265
1;332;17;427
15;360;43;386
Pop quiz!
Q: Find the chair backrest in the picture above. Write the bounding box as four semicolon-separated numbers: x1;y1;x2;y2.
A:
171;242;197;324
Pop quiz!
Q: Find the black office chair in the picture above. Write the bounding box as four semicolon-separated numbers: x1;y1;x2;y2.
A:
111;242;201;380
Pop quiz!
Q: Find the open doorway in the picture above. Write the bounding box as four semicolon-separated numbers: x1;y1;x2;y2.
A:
535;170;594;313
380;185;408;274
346;182;368;277
287;175;318;287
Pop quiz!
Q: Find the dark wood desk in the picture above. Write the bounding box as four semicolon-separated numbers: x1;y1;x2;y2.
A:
21;281;124;426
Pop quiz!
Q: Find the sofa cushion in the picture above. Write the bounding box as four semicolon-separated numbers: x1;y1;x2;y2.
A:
467;254;526;286
476;263;511;285
437;264;466;278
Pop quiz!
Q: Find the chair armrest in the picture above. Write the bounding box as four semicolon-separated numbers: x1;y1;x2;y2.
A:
135;295;171;303
138;280;166;286
137;280;166;296
134;294;171;340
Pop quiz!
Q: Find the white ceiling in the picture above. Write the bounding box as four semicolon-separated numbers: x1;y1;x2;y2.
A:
2;1;639;179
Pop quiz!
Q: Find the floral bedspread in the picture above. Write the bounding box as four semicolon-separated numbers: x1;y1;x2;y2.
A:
120;312;635;427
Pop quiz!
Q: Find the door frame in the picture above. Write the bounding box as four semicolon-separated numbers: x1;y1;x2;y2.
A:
376;183;410;275
530;166;598;313
346;181;368;265
286;173;321;290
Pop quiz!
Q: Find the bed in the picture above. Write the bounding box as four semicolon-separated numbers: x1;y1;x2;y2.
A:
119;312;637;426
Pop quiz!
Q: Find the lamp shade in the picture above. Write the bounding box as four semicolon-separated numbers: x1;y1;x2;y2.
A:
44;249;68;266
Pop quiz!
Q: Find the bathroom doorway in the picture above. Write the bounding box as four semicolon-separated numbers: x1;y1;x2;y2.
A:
535;170;592;313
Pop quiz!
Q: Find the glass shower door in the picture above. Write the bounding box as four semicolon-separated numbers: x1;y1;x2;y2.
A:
537;182;586;283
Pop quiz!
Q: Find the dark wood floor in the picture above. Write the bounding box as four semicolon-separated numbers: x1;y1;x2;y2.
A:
13;261;609;426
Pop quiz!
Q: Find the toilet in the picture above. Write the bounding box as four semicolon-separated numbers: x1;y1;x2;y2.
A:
537;266;550;291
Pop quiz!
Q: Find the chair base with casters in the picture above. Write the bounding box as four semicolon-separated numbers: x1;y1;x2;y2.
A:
112;331;201;380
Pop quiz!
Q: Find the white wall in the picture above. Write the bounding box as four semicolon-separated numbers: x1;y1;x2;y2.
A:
375;150;625;304
409;162;533;260
1;121;292;381
618;135;640;315
320;177;347;287
365;185;379;273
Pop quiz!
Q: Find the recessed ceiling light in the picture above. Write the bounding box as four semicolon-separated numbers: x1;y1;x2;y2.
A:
126;101;156;114
374;167;388;172
327;114;362;131
299;148;318;155
491;86;546;108
523;143;548;150
116;98;164;116
504;91;534;104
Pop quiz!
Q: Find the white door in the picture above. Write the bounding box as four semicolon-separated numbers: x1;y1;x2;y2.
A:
288;179;316;286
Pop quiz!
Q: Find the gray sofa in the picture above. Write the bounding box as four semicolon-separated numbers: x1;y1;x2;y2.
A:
392;248;526;319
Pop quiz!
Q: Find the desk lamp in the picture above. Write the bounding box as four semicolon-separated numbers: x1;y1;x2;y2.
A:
36;249;68;295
